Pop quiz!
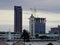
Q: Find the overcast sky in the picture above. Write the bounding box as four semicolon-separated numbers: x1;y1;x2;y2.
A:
0;0;60;32
0;0;60;13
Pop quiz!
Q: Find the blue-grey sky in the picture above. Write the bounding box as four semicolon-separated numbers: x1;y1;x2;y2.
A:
0;0;60;13
0;0;60;32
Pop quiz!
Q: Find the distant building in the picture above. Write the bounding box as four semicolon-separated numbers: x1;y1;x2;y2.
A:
29;14;46;37
0;32;21;39
14;6;22;33
0;32;59;40
49;25;60;34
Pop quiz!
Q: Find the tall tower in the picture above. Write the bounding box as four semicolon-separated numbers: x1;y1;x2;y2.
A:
29;14;35;37
14;6;22;33
29;14;46;37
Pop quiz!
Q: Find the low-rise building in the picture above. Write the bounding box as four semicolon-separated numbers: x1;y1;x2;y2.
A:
0;32;21;40
49;25;60;34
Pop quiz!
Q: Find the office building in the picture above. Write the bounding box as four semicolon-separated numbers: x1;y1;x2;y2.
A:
29;14;46;37
49;25;60;34
14;6;22;33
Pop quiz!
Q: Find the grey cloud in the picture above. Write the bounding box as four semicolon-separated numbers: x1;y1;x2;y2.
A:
0;25;14;32
0;0;60;13
48;20;60;23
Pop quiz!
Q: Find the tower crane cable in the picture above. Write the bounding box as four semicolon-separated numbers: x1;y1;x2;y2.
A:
30;8;37;17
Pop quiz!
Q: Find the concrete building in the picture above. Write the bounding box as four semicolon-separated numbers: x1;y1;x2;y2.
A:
49;25;60;34
29;14;46;37
14;6;22;33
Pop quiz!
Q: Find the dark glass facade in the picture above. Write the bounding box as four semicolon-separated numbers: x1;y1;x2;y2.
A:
35;18;46;34
14;6;22;33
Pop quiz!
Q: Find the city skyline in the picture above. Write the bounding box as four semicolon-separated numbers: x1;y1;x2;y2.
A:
0;0;60;33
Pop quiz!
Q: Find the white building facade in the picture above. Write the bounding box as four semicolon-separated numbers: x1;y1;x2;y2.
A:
29;14;35;38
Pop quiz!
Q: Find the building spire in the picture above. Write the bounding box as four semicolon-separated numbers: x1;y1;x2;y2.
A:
30;14;34;18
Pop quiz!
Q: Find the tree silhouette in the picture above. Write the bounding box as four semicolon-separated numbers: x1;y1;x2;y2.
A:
47;43;53;45
35;34;39;38
21;29;30;42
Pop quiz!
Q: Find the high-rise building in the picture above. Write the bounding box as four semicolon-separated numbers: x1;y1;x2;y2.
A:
29;14;46;37
14;6;22;33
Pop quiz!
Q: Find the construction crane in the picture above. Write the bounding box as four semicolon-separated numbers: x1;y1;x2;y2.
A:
30;8;37;17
